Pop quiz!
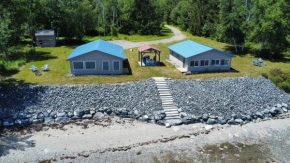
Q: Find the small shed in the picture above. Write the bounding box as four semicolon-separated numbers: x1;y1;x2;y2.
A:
35;30;56;47
138;45;161;67
66;39;126;75
168;40;235;73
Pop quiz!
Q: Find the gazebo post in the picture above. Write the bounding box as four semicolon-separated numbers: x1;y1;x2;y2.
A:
159;51;160;65
140;52;142;67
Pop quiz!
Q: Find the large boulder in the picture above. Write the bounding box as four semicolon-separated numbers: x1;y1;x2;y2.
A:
166;119;183;126
93;112;104;119
55;117;70;123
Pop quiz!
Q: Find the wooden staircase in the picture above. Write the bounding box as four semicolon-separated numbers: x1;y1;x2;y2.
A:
153;77;180;120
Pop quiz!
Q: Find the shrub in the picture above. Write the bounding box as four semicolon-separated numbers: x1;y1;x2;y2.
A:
281;82;290;93
270;68;288;79
261;73;268;79
272;76;284;85
286;75;290;83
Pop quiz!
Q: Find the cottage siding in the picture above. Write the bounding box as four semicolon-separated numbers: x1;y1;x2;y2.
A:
69;51;124;75
169;50;185;68
35;35;56;47
187;51;232;72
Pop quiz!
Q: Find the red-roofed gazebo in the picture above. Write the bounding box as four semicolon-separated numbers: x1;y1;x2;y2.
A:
138;45;161;67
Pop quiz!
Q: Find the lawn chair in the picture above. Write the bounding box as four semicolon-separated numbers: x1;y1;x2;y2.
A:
258;58;267;66
41;64;49;71
252;59;261;67
30;65;37;72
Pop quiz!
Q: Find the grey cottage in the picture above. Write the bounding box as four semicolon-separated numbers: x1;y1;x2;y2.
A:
168;40;235;73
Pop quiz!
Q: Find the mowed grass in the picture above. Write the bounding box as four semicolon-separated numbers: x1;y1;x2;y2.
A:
83;26;174;42
12;31;290;85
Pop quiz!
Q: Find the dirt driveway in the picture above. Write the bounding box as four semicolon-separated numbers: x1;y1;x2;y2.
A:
109;25;186;49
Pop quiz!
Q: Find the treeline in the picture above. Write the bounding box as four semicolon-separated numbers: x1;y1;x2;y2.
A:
165;0;290;57
1;0;290;57
0;0;163;40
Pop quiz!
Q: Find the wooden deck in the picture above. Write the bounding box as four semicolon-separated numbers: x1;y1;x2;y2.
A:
176;67;187;73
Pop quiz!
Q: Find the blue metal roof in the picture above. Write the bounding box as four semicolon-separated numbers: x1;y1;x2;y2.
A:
168;40;235;58
66;39;126;60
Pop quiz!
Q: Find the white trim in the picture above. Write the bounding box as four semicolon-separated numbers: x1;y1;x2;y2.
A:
112;60;121;71
72;61;84;70
102;60;110;71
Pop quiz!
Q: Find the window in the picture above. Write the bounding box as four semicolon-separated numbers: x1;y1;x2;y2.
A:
200;60;209;67
190;61;195;66
113;61;120;71
225;60;229;65
85;62;96;69
73;62;84;70
211;60;220;66
190;60;199;67
205;60;209;66
216;60;220;65
201;60;205;66
221;59;225;65
102;61;109;71
221;59;229;66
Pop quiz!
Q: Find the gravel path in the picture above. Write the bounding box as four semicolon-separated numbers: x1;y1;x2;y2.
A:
167;77;290;116
108;25;186;49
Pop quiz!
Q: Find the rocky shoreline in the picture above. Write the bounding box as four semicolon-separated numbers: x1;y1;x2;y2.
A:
0;77;290;127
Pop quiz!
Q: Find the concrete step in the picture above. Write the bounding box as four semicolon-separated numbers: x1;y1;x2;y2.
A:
165;117;180;120
162;103;175;105
165;112;179;115
164;109;178;113
163;105;177;107
162;104;176;107
165;114;180;118
164;110;179;113
160;95;172;97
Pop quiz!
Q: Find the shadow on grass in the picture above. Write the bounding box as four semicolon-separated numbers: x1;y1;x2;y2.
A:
268;57;290;63
3;51;57;63
57;39;87;49
0;79;36;86
186;67;239;75
0;51;57;77
123;59;133;75
223;45;254;57
0;134;35;157
158;62;167;67
0;69;20;77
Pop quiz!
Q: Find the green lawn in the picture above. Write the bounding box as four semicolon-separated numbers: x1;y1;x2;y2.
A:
1;26;288;85
83;26;173;42
10;33;290;85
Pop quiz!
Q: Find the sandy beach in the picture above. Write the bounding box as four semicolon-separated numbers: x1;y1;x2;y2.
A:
1;115;290;163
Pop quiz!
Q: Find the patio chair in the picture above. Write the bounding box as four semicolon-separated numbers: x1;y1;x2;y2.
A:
252;59;261;67
30;65;37;72
258;58;267;66
41;64;49;71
